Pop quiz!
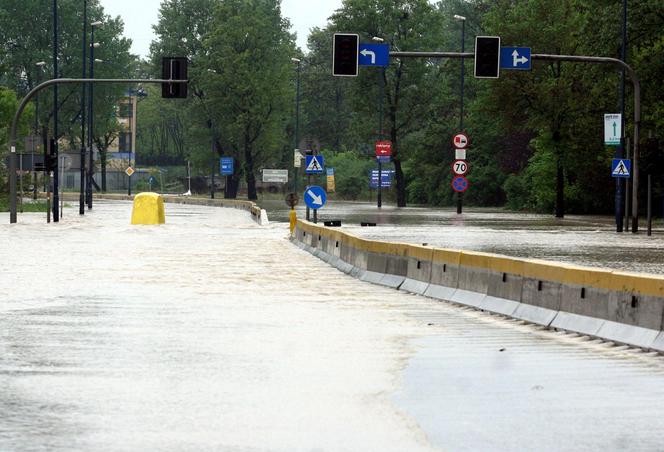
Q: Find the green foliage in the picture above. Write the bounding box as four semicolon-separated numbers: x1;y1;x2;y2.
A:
324;150;373;200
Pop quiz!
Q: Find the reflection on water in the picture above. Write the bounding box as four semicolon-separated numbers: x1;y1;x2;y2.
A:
262;200;664;275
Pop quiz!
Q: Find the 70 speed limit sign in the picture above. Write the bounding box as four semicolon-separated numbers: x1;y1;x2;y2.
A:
452;160;469;176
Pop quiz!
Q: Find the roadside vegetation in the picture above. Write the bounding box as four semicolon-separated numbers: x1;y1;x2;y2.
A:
0;0;662;216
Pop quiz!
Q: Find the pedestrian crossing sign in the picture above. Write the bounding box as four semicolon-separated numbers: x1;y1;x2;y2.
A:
305;155;325;174
611;159;631;178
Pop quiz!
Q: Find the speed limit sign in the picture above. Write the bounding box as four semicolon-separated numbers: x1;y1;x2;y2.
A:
452;160;469;176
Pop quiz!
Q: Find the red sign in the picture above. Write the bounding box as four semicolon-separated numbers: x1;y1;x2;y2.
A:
453;133;469;149
451;176;469;193
375;140;392;157
451;160;469;176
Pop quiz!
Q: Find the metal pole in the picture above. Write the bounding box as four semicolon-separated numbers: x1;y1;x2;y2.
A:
79;0;86;215
294;60;300;194
52;0;60;222
624;136;631;230
615;0;627;232
457;20;465;215
647;174;652;236
210;158;215;199
377;67;384;209
128;94;137;196
7;78;187;223
87;27;94;208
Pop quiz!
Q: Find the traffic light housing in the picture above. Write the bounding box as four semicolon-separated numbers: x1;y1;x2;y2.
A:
162;57;188;98
332;33;359;77
45;140;57;173
474;36;501;79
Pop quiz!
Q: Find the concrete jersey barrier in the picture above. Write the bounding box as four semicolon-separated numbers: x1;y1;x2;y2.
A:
50;193;269;225
292;219;664;352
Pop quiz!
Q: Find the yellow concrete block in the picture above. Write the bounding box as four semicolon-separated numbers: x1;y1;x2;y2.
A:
289;209;297;234
131;192;165;225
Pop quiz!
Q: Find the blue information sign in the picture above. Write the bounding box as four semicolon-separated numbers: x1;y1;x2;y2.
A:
304;185;327;210
220;157;234;175
358;43;390;67
500;47;531;70
370;169;393;188
611;159;631;178
305;155;325;174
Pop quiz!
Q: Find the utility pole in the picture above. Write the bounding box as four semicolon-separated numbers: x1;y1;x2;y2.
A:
454;15;466;215
52;0;59;221
80;0;87;215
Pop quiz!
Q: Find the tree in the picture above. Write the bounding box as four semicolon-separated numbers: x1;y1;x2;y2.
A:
328;0;446;207
202;0;296;200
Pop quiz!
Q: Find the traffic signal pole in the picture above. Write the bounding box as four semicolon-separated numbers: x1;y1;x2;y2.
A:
389;50;642;233
8;77;187;224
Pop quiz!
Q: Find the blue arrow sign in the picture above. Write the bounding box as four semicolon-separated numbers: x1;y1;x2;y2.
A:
305;155;325;174
220;157;234;175
611;159;631;178
304;185;327;210
500;47;531;70
359;43;390;67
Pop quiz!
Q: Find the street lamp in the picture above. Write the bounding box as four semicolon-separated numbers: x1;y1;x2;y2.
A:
80;0;87;215
454;14;466;215
372;36;385;208
291;57;301;197
34;61;46;201
52;0;60;222
86;21;102;209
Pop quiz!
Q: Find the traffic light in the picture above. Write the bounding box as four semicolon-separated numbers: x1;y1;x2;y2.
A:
332;33;359;77
45;141;57;173
474;36;501;79
162;57;188;98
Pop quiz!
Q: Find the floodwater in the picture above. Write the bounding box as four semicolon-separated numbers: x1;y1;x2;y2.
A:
264;200;664;275
1;201;664;451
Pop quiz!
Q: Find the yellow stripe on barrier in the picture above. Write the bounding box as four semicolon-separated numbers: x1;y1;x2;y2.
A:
293;221;664;298
432;248;462;265
406;244;434;261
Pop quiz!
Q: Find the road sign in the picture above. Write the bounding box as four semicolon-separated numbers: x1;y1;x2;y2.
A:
455;148;467;160
604;113;622;146
359;43;390;67
285;192;299;208
376;155;391;163
611;159;631;178
220;157;234;175
453;133;469;149
262;169;288;183
500;47;531;70
304;185;327;209
370;169;393;188
125;166;135;177
294;149;302;168
452;160;469;176
305;155;325;173
375;140;392;156
451;176;469;193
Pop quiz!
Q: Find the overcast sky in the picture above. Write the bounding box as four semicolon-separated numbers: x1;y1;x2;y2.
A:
100;0;343;59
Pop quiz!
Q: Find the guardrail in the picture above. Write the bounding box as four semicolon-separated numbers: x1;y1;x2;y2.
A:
292;219;664;352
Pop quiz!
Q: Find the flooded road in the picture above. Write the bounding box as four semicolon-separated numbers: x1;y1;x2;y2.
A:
1;201;664;451
264;200;664;275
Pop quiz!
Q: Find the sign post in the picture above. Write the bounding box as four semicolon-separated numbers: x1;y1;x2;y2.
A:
304;185;327;224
